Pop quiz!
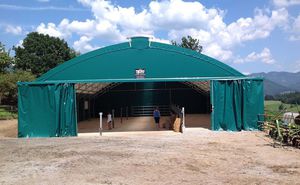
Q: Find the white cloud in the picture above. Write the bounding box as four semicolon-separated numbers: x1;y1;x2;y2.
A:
151;37;171;44
167;7;288;61
5;25;22;35
16;39;24;48
289;14;300;40
34;0;289;60
273;0;300;7
224;8;288;45
203;43;233;61
234;48;275;64
247;48;275;64
60;19;94;35
36;23;65;38
73;36;100;53
78;0;152;34
148;0;225;30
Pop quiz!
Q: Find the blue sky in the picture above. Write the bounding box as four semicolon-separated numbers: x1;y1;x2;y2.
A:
1;0;300;74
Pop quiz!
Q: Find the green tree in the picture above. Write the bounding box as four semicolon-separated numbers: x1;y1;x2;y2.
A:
0;71;35;105
278;103;285;111
275;92;300;104
0;42;12;73
265;95;274;100
14;32;77;77
171;35;203;53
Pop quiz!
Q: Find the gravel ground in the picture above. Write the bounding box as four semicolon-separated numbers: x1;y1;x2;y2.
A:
0;121;300;185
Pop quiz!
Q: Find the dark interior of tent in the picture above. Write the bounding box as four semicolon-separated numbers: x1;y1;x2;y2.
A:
76;81;211;132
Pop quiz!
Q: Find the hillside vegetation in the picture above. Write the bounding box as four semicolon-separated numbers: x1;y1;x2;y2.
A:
264;100;299;116
0;107;17;120
250;71;300;95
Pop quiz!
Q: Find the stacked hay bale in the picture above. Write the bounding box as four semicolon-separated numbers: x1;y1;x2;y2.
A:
173;118;181;132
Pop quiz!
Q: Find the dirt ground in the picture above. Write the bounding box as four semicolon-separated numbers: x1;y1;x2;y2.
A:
0;119;300;185
0;119;17;137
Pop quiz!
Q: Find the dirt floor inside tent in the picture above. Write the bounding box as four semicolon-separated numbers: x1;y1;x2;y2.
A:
0;119;300;185
78;114;211;133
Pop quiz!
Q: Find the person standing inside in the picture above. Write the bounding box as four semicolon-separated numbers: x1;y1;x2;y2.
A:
153;107;161;129
107;112;112;130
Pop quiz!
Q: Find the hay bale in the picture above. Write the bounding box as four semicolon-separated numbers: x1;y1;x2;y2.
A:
169;114;176;130
173;118;181;132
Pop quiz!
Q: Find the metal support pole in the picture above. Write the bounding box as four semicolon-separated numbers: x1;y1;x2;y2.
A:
120;107;123;123
76;94;80;121
169;89;172;105
88;97;91;120
126;106;128;120
92;98;95;118
112;109;115;128
181;107;185;133
99;112;103;136
82;99;85;121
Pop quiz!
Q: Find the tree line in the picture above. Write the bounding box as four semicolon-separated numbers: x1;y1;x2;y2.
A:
266;92;300;105
0;32;77;105
0;33;202;106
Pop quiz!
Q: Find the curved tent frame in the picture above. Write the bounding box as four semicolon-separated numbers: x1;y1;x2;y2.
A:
17;37;264;137
35;37;245;83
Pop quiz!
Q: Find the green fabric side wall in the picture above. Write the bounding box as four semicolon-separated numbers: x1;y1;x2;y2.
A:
18;84;77;137
55;84;77;136
212;79;264;131
242;79;264;130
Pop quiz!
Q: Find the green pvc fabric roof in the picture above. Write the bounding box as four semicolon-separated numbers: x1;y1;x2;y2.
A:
34;37;245;84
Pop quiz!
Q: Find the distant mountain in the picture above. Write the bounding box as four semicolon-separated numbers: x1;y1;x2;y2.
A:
263;79;293;96
250;71;300;95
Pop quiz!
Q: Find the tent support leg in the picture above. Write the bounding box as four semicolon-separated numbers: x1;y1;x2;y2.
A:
181;107;185;133
99;112;103;136
112;109;115;128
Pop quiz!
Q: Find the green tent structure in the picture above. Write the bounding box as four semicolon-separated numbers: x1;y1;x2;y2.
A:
17;37;264;137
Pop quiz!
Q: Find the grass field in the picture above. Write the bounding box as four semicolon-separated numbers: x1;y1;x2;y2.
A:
265;100;299;113
264;100;299;120
0;108;17;120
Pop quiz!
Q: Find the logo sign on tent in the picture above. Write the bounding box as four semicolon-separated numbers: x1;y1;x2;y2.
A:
135;68;145;78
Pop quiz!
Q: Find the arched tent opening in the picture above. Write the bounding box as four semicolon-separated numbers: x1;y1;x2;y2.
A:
75;81;211;133
17;37;264;137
